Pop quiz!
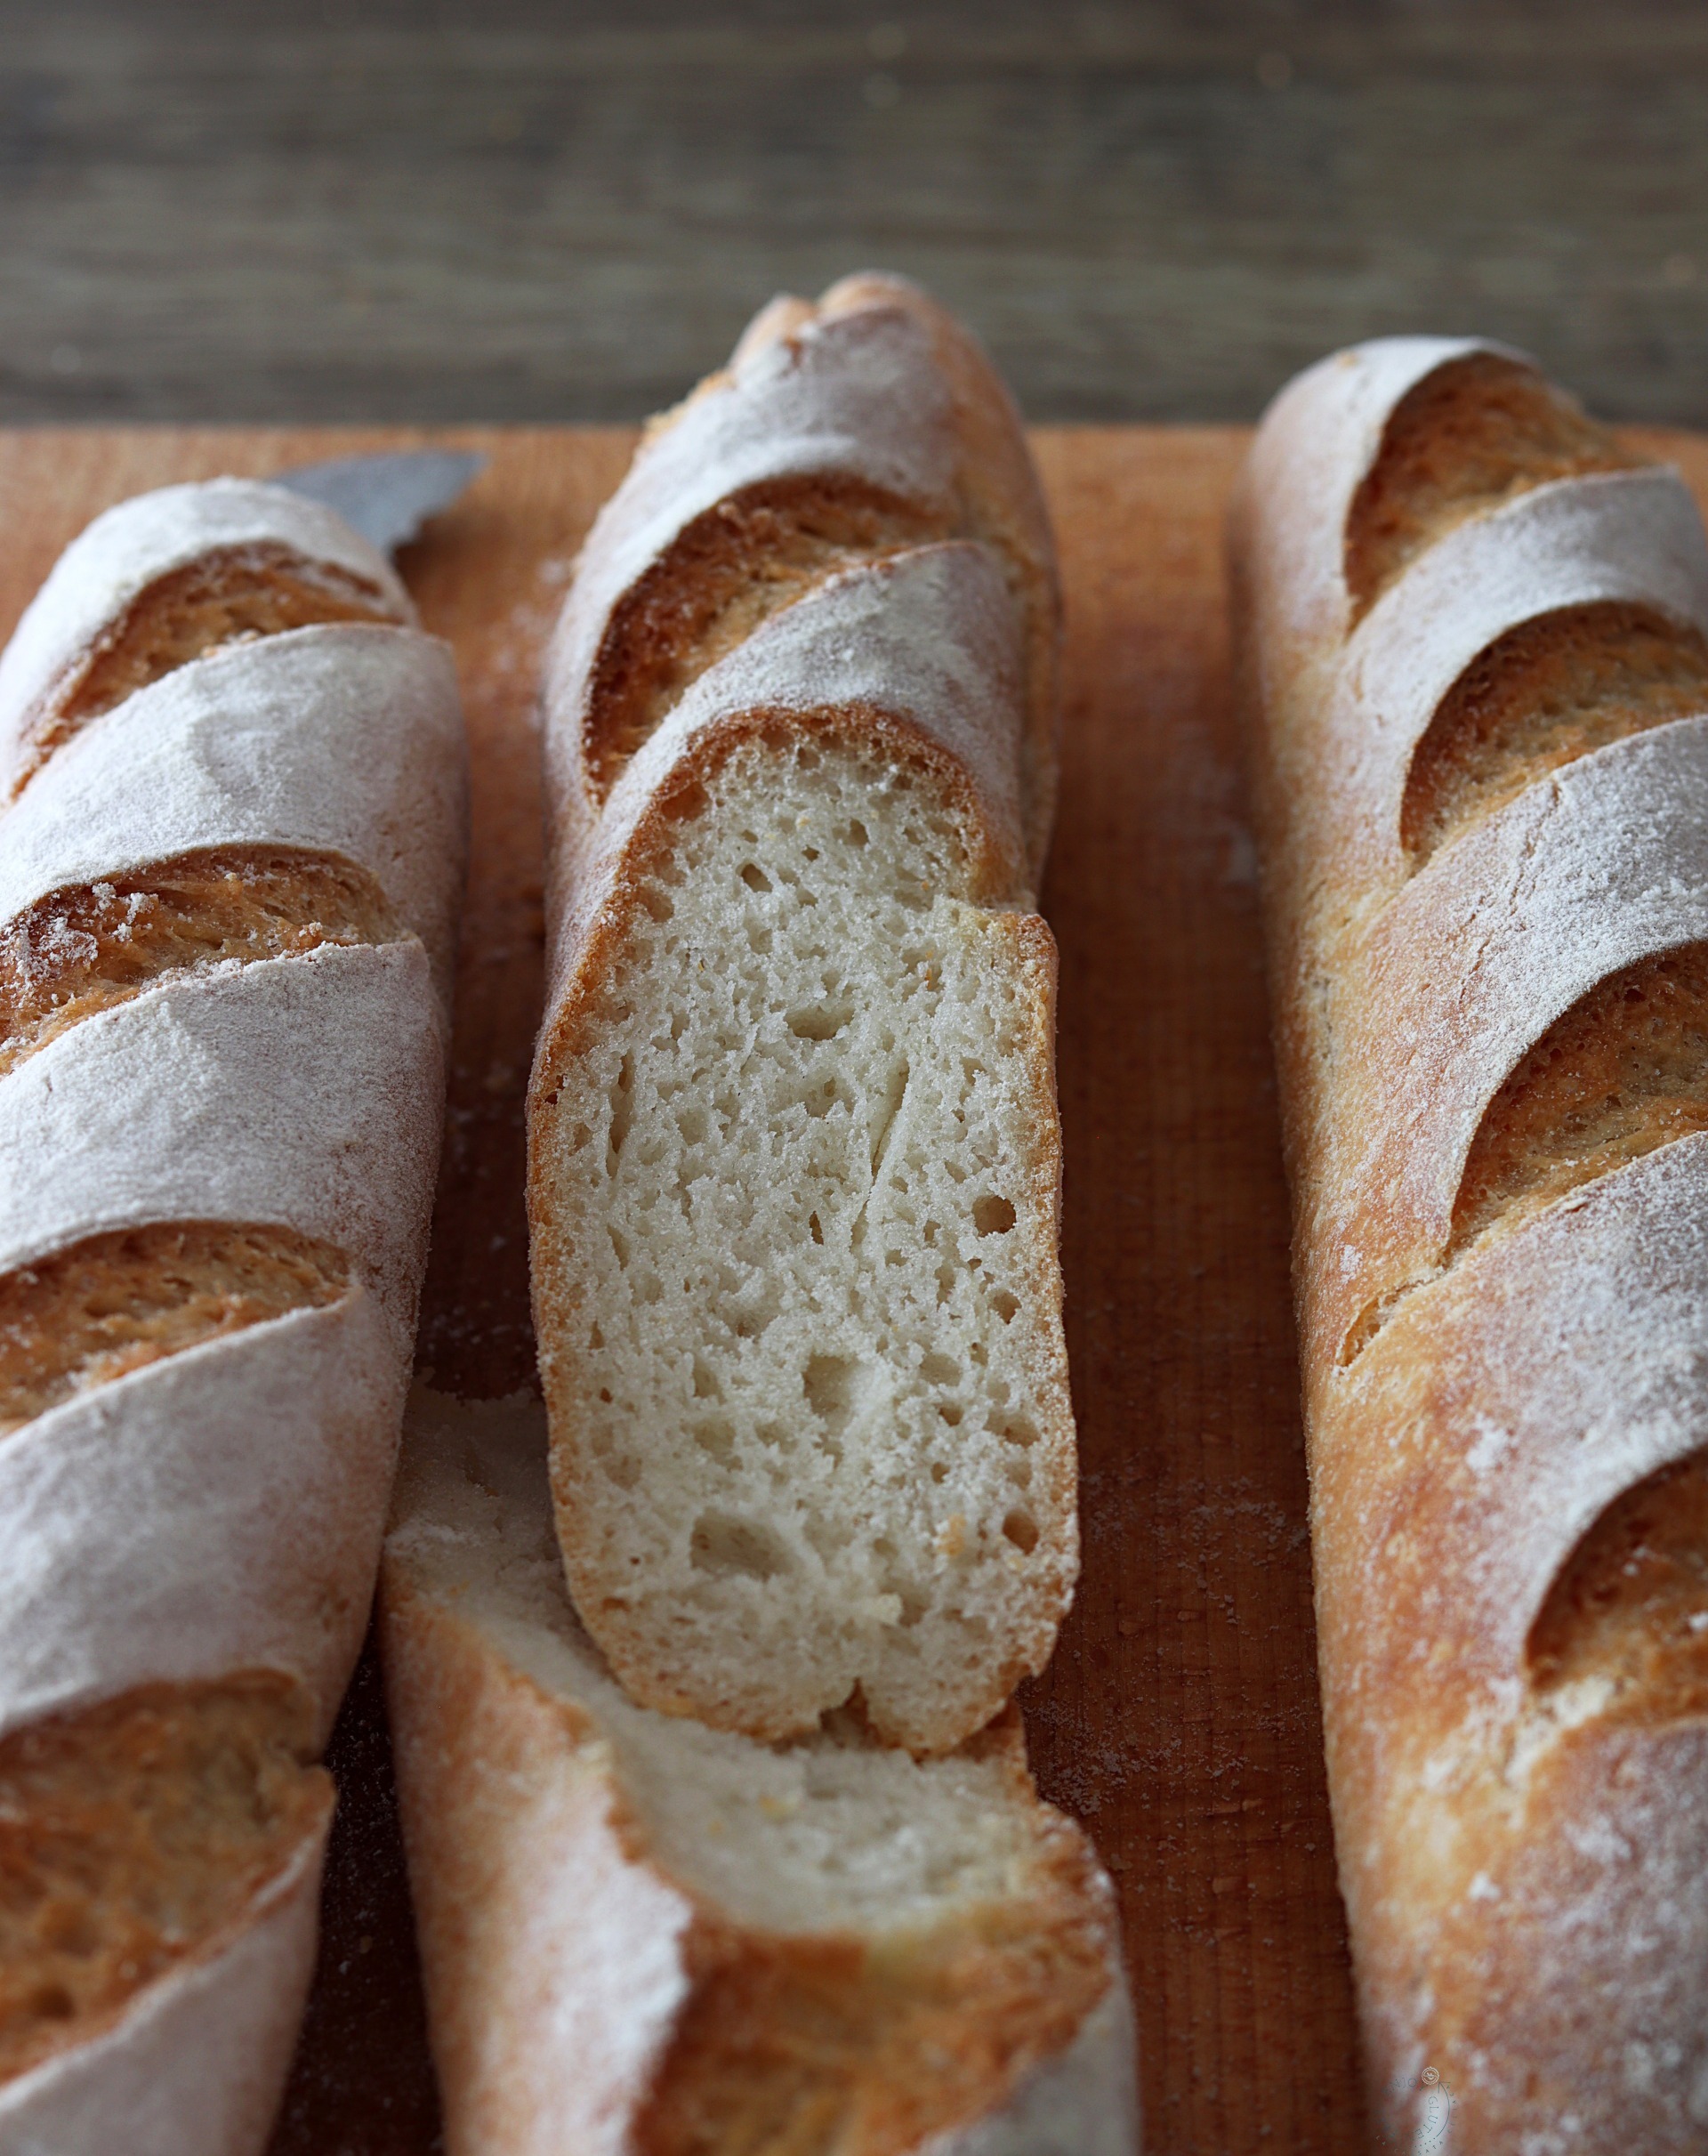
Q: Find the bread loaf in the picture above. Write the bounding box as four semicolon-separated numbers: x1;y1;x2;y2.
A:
381;1385;1138;2156
1231;341;1708;2147
528;277;1076;1756
0;480;465;2152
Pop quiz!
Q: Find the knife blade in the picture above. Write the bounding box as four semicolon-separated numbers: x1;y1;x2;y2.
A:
270;448;487;558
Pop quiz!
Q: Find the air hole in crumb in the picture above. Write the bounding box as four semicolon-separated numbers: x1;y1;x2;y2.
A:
991;1288;1020;1323
607;1054;635;1167
787;999;853;1041
692;1419;737;1466
598;1387;613;1405
740;864;772;893
973;1196;1016;1237
809;1212;824;1246
920;1351;961;1385
1003;1511;1040;1554
996;1417;1038;1449
844;820;868;848
939;1402;963;1427
803;1353;858;1430
930;1459;950;1482
640;884;673;923
690;1513;790;1580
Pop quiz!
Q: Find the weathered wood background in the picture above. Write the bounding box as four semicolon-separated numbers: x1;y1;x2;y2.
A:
4;1;1708;425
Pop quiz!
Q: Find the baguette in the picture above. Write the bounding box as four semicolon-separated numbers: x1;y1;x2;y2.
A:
381;1385;1138;2156
0;480;466;2152
1231;340;1708;2147
528;278;1076;1756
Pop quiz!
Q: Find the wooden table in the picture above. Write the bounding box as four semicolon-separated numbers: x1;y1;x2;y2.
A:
3;420;1704;2152
5;2;1708;430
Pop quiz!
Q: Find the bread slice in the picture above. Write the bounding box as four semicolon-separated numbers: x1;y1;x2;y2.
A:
381;1385;1137;2156
529;544;1076;1755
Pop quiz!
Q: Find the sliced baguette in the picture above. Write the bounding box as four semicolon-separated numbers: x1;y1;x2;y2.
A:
529;539;1076;1755
381;1385;1138;2156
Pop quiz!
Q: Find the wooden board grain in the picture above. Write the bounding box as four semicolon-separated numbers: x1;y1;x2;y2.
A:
11;2;1708;431
7;423;1703;2152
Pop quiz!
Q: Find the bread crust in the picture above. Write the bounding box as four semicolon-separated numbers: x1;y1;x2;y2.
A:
0;482;467;2133
544;273;1059;879
0;479;413;799
1232;338;1708;2145
380;1387;1135;2156
0;625;467;1005
0;1797;330;2156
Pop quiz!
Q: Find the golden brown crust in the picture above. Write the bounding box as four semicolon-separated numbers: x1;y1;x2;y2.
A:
12;544;395;798
1343;350;1638;621
0;846;401;1076
1529;1447;1708;1713
584;478;945;796
825;276;1062;861
0;1674;328;2087
0;1221;350;1434
1453;941;1708;1252
564;274;1061;874
1402;601;1708;861
1235;338;1708;2147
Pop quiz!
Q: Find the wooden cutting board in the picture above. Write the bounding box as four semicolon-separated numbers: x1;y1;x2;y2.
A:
5;424;1704;2154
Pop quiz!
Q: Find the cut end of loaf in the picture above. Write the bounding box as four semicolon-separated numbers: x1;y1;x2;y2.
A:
0;846;405;1077
0;1220;350;1434
1343;350;1641;623
12;543;399;798
0;1674;327;2089
530;721;1076;1756
384;1387;1129;2156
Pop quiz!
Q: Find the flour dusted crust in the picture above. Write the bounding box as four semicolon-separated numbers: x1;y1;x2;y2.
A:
0;479;413;794
0;480;465;2140
545;541;1031;994
380;1389;1137;2156
0;625;466;1000
1233;339;1708;2146
1319;717;1708;1353
0;1293;399;1751
544;271;1059;874
0;947;444;1329
0;1814;328;2156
